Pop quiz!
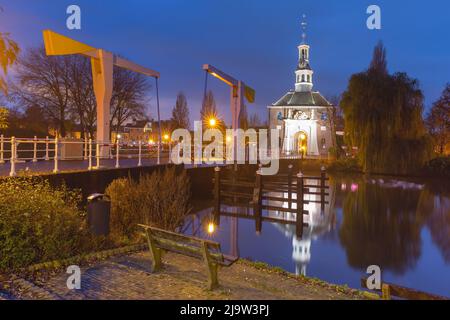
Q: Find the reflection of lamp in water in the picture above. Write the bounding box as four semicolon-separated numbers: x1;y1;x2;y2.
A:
207;222;215;234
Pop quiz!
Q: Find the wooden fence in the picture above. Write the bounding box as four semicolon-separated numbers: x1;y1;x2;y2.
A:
212;164;329;238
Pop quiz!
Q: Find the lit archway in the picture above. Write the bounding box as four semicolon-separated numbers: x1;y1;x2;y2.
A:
294;131;308;156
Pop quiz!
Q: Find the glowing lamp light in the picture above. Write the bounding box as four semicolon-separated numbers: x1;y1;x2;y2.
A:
351;183;358;192
300;133;306;140
209;118;217;127
207;222;215;234
117;134;122;139
226;136;232;143
149;139;154;144
163;134;169;141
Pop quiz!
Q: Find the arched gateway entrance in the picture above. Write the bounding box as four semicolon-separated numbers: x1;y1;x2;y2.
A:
294;131;308;156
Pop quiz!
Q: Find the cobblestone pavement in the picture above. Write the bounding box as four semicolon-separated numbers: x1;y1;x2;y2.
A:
6;252;362;300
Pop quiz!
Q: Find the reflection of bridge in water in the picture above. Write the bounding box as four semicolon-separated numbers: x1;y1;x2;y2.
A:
207;165;335;275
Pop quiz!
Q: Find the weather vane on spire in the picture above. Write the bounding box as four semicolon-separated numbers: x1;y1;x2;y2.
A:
301;14;307;43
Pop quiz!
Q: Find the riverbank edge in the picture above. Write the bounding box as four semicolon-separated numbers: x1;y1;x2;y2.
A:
0;243;372;300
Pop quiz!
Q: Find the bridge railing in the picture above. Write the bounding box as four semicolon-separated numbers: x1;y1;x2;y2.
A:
0;135;166;177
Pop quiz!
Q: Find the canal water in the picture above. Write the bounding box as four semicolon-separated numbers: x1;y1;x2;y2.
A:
183;172;450;297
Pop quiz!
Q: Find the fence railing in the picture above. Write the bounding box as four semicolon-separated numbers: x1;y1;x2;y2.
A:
0;135;165;177
0;135;328;176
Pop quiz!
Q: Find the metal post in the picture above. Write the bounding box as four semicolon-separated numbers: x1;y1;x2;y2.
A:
253;168;263;234
32;136;38;162
156;77;162;165
296;172;304;238
0;134;4;164
214;166;221;216
287;164;293;209
138;140;142;167
88;139;93;170
96;141;100;169
9;136;16;177
320;166;326;212
213;167;221;226
53;137;59;173
45;136;49;160
115;139;120;168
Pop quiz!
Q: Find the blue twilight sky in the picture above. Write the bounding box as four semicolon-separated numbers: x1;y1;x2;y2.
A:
1;0;449;124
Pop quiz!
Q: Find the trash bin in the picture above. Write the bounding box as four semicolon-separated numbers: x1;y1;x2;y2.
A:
87;193;111;236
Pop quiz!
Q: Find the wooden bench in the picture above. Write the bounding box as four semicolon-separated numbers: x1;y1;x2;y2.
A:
138;224;239;290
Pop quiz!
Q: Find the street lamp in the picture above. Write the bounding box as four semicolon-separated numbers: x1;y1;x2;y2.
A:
208;117;217;127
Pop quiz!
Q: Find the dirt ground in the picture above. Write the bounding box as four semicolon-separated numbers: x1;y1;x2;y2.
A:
2;251;365;300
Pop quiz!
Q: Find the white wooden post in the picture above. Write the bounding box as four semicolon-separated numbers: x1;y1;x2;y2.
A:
9;136;16;176
53;137;59;173
115;139;120;168
138;140;142;167
96;141;100;169
88;138;93;170
45;136;49;160
84;136;88;160
0;134;4;164
32;136;38;162
157;142;160;165
168;141;172;164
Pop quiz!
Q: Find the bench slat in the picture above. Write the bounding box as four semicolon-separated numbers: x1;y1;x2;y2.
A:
138;224;220;249
154;238;225;263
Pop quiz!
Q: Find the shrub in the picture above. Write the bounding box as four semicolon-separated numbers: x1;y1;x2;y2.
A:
0;177;93;272
423;156;450;177
106;167;191;240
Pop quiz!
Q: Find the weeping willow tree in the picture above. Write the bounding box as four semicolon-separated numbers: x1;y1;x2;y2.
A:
339;182;429;274
0;8;20;95
341;42;432;174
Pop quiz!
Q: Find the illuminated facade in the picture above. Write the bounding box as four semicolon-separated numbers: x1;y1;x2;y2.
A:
268;19;335;157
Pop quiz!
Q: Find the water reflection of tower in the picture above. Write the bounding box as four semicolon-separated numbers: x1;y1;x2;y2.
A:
269;177;336;276
292;230;311;275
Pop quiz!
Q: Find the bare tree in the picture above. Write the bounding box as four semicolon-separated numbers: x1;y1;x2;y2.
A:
170;92;190;130
248;113;261;128
239;104;249;130
15;47;72;137
110;67;150;137
67;55;97;138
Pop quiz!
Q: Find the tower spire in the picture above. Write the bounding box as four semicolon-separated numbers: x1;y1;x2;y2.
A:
301;14;307;44
295;14;313;92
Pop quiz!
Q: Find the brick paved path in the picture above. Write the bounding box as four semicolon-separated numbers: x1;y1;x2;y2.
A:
6;252;362;300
